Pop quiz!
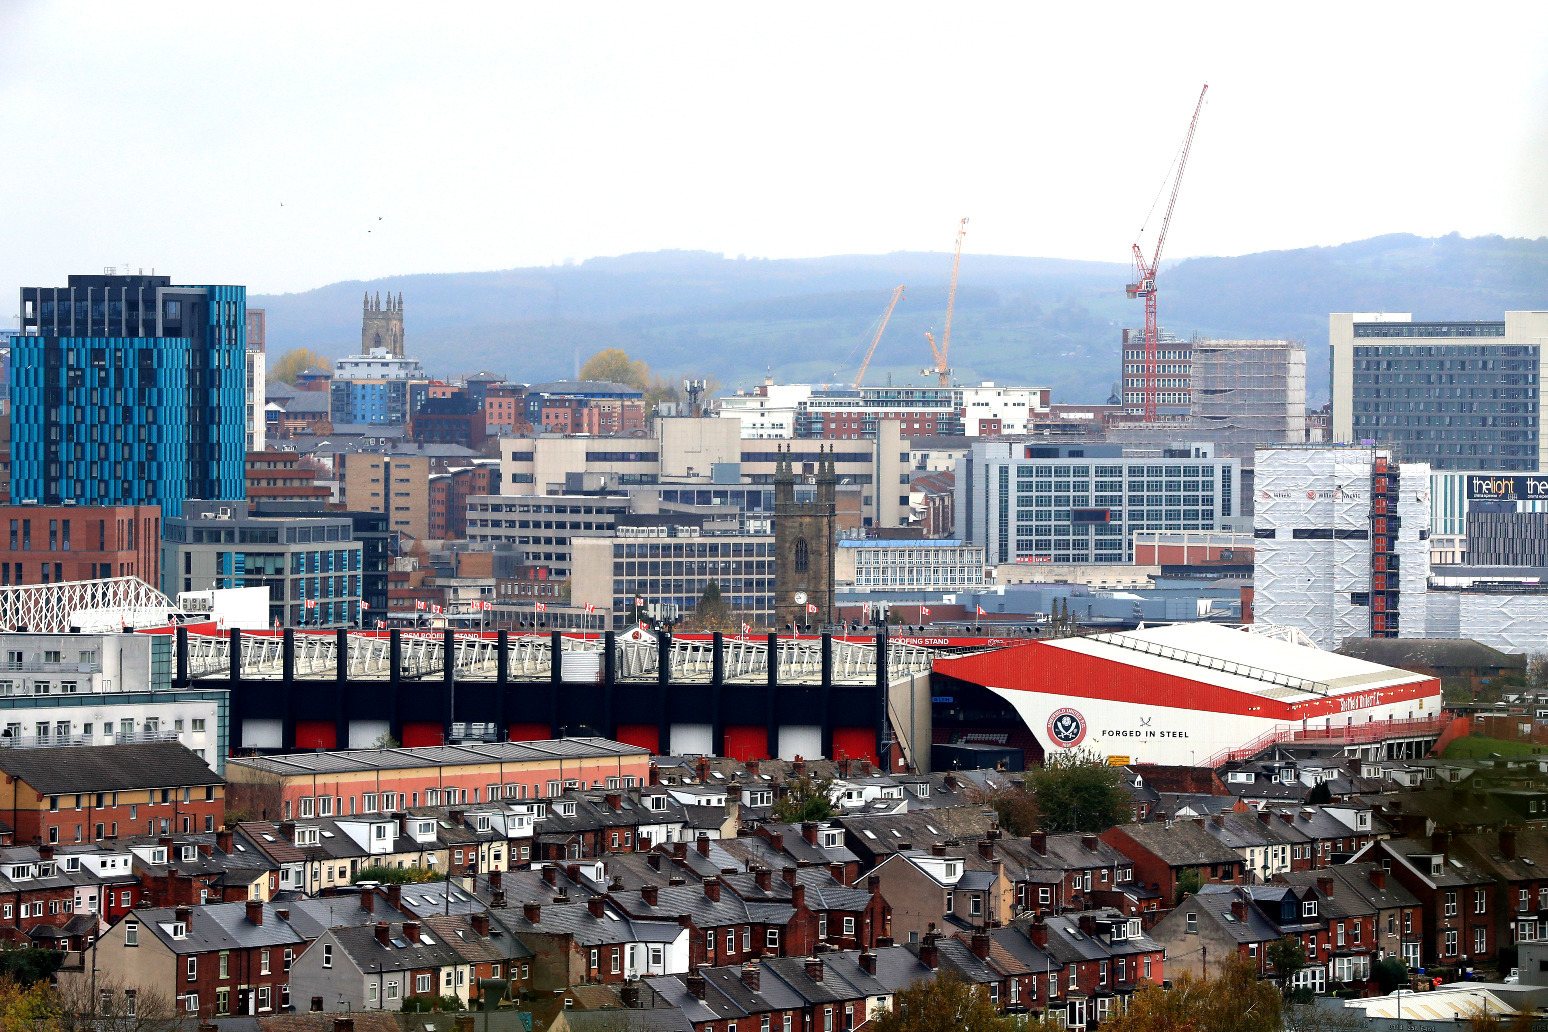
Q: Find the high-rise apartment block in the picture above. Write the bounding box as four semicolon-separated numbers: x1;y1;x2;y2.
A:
1252;447;1430;648
13;274;247;511
1330;311;1548;470
1118;330;1191;417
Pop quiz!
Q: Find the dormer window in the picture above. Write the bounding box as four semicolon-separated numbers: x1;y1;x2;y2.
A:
1356;812;1370;830
1301;900;1318;918
416;822;434;837
944;862;959;879
8;865;27;881
169;922;187;939
181;846;197;862
648;795;666;811
558;803;576;818
150;849;166;865
477;815;491;832
534;803;548;819
294;827;320;847
822;832;841;848
1430;857;1444;878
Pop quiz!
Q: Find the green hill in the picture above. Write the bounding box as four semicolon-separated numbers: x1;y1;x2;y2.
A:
252;233;1548;404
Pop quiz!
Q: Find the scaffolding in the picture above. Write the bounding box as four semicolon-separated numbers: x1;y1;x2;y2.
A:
1189;339;1307;444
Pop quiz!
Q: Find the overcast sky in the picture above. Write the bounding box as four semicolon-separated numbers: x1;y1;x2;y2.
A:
2;1;1546;303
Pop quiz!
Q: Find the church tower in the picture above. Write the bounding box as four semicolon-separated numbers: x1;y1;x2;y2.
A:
361;291;405;357
774;444;837;632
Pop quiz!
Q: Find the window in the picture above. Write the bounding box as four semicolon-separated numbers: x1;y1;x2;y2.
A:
1446;892;1458;917
187;957;197;981
1476;889;1487;914
260;950;270;975
416;974;431;995
1186;912;1197;934
767;929;780;949
1445;929;1458;956
125;922;138;946
1476;926;1487;954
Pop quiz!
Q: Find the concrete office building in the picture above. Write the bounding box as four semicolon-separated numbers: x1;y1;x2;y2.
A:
1330;311;1548;471
465;493;634;579
498;417;912;529
161;500;363;628
570;523;777;629
837;538;985;593
957;441;1243;566
13;273;247;511
1118;330;1192;417
1251;447;1430;648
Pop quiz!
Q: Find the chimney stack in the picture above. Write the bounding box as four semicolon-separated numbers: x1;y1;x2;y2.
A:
1502;829;1518;860
245;900;263;925
543;866;558;886
746;759;760;777
472;912;490;936
216;829;233;853
931;843;947;857
1231;898;1247;922
769;831;784;851
805;958;824;982
588;897;606;918
1028;832;1046;854
375;922;391;946
489;870;503;890
175;906;193;924
1317;876;1334;896
859;952;877;975
970;930;991;959
279;821;296;842
403;921;421;943
978;840;995;861
704;878;723;903
741;963;760;991
791;884;806;909
919;938;939;969
276;909;290;923
698;834;711;857
360;886;375;913
606;793;623;811
802;822;819;846
782;867;798;886
1027;916;1047;949
642;885;660;906
1082;835;1099;852
335;1020;355;1032
755;868;772;891
523;901;542;922
687;971;706;1000
1370;868;1386;890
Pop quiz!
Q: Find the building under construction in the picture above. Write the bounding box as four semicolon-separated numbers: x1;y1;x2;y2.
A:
1191;339;1306;446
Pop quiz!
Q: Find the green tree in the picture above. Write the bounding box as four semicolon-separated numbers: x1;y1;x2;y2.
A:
685;581;737;632
1306;781;1332;804
1028;748;1129;833
1175;867;1203;905
966;783;1040;837
1266;935;1308;999
371;732;400;749
579;348;650;390
773;774;835;823
870;972;1012;1032
1101;957;1280;1032
267;347;330;385
1370;956;1408;996
0;945;63;986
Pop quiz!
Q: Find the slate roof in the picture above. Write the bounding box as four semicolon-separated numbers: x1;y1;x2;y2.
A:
1108;821;1243;867
1180;888;1283;945
281;892;411;939
123;903;310;955
562;1010;694;1032
230;738;646;776
0;742;221;793
1335;637;1525;671
420;913;533;962
489;899;682;947
329;920;467;972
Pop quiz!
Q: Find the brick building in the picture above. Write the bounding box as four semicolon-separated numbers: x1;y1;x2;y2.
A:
244;451;331;505
428;463;501;539
411;395;488;451
1099;821;1245;908
0;742;224;846
0;504;160;586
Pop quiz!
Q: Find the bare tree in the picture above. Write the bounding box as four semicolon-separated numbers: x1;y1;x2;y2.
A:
224;766;286;823
53;976;182;1032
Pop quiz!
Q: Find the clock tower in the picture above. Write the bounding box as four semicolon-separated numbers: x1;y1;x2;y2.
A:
773;443;837;632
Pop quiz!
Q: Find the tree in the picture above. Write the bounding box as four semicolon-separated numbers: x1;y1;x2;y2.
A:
1175;868;1203;905
267;347;330;385
579;348;650;390
371;732;401;749
1370;956;1408;996
965;783;1040;837
0;944;63;986
1528;653;1548;693
870;972;1012;1032
1027;748;1129;833
1306;781;1332;804
1100;957;1280;1032
685;581;736;633
1266;936;1308;999
773;774;835;823
224;767;287;824
51;976;182;1032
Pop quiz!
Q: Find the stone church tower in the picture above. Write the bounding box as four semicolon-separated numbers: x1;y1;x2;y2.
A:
774;443;837;632
361;291;405;357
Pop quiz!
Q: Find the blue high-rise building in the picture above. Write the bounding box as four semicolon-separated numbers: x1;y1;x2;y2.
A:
13;274;247;512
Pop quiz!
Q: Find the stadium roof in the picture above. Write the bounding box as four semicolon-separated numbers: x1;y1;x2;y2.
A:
227;737;648;777
1041;623;1431;704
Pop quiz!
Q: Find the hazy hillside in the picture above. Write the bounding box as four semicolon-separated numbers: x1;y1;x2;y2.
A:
252;233;1548;405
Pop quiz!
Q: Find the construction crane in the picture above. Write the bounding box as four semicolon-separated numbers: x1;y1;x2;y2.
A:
853;285;906;387
924;218;968;387
1127;84;1208;422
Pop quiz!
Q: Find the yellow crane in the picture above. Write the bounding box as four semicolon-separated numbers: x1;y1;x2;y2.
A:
924;217;968;387
853;285;905;387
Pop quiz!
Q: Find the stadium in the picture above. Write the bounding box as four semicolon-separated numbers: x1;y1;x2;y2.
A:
932;623;1446;768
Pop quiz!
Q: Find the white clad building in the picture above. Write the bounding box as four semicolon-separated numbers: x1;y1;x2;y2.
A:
1252;447;1430;648
836;539;986;593
953;384;1051;435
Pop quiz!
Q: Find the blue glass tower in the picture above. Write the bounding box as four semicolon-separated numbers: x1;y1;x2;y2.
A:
13;275;247;512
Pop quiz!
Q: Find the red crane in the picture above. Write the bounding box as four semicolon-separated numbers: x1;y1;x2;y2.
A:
1127;84;1208;422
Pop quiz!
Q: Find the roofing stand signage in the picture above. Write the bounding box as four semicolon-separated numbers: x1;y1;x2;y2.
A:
1467;474;1548;501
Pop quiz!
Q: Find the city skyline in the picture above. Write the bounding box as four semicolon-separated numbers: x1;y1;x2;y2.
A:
0;4;1545;299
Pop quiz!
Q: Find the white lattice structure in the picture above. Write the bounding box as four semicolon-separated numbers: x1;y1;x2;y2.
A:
0;577;180;634
184;631;933;685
